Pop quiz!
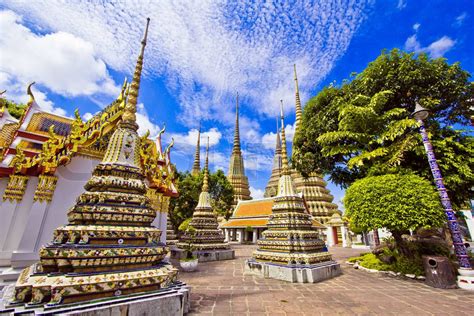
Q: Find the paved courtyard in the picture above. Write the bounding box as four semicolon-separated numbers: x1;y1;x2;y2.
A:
179;244;474;315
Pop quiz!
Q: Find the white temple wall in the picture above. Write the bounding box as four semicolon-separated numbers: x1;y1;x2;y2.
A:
0;177;38;266
9;156;99;268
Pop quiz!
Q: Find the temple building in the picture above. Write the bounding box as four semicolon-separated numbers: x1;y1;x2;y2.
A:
222;65;344;245
245;101;341;283
227;93;251;205
0;20;178;300
174;138;234;262
221;197;325;244
2;18;190;312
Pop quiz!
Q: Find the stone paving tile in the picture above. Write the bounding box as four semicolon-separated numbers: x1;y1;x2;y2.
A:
179;245;474;315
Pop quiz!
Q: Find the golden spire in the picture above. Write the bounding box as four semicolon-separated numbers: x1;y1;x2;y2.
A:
294;64;303;134
122;17;150;123
202;137;210;192
191;123;201;176
280;100;290;175
232;93;241;154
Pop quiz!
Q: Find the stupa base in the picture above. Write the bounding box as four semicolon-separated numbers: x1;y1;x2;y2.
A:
245;259;341;283
171;248;235;263
1;281;190;315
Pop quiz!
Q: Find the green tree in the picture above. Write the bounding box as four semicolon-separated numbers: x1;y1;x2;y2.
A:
0;97;27;119
169;170;234;232
344;174;445;255
209;169;235;220
294;49;474;208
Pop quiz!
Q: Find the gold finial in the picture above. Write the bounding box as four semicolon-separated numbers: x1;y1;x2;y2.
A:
158;124;166;138
280;100;289;174
203;137;210;192
165;137;175;155
294;64;303;134
118;77;128;101
121;18;150;123
27;82;36;106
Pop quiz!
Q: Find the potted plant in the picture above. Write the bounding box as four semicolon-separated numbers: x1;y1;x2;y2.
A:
179;225;198;272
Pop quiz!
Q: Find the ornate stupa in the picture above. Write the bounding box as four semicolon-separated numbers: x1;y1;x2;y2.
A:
166;215;179;247
246;101;340;283
191;125;201;176
174;139;234;262
7;19;184;308
290;64;340;224
227;93;251;205
264;118;282;197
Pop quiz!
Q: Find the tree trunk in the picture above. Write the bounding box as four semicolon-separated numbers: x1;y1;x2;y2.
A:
392;231;410;257
373;229;380;246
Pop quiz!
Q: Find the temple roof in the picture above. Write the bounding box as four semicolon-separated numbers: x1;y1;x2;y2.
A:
0;83;178;197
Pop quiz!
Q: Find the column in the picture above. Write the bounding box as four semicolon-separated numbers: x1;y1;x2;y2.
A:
237;229;244;243
341;226;347;248
252;229;258;244
224;229;230;242
326;226;335;247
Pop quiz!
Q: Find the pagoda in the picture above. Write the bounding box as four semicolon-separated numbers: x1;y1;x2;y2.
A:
264;118;282;197
245;101;341;283
264;64;340;224
174;138;234;262
190;125;201;176
227;93;251;205
6;19;188;310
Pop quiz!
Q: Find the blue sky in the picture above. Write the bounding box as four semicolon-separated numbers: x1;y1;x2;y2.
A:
0;0;472;207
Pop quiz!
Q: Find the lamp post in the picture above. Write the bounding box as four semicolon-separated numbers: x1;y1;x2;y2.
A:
412;102;472;270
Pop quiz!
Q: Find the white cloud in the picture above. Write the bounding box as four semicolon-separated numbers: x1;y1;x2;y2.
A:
82;112;94;121
1;1;372;126
0;71;66;116
426;36;456;58
454;12;468;27
136;103;161;137
404;34;455;58
250;186;264;199
412;23;420;31
397;0;407;10
0;10;119;103
261;122;296;149
167;127;222;151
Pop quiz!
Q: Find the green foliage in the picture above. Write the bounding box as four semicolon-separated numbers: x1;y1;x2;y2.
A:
178;218;193;232
169;170;234;231
209;170;235;220
294;49;474;208
350;253;391;271
349;251;424;276
245;226;253;233
344;174;445;235
1;98;27;119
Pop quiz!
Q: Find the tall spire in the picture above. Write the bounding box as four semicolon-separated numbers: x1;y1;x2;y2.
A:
227;92;251;203
263;116;283;197
203;137;210;192
275;117;281;154
280;100;289;175
191;124;201;176
232;93;241;154
294;64;303;134
122;17;150;124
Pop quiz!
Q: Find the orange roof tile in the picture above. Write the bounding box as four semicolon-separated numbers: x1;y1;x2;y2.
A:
221;218;268;228
234;198;274;217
